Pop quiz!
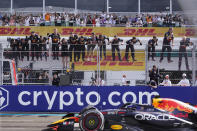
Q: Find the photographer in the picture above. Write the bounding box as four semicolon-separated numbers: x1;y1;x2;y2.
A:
125;37;142;62
160;28;174;63
110;35;122;61
178;36;192;70
149;65;160;86
148;36;158;61
90;76;96;86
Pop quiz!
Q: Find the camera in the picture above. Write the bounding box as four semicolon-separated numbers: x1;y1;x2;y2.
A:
186;38;190;43
186;38;193;45
91;77;96;82
7;37;11;42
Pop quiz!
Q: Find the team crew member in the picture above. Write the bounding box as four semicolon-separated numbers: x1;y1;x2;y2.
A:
110;35;122;61
68;33;75;62
125;37;142;62
148;36;158;61
160;74;172;86
73;34;79;62
29;31;39;61
61;38;69;69
68;33;78;62
10;38;20;60
10;38;17;60
87;33;97;61
160;28;174;63
21;37;29;61
50;29;61;60
73;34;80;62
195;76;197;86
122;75;127;86
40;36;48;61
177;73;190;86
178;36;191;70
98;35;108;60
78;36;86;61
38;36;43;61
18;38;22;60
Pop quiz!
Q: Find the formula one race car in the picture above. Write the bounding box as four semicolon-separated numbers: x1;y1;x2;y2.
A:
43;97;197;131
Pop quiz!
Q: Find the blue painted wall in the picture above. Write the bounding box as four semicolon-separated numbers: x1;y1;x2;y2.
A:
0;86;196;112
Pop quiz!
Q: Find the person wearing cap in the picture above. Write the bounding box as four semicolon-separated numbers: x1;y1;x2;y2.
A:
177;73;190;86
160;28;174;63
122;75;127;86
148;36;158;61
125;37;142;62
110;35;122;61
160;74;172;86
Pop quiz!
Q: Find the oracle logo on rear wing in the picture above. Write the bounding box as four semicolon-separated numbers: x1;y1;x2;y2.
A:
135;113;175;121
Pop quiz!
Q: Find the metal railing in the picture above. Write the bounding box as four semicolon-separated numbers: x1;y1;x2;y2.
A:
1;41;197;86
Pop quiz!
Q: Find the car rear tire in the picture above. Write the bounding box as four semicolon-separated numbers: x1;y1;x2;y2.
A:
79;109;104;131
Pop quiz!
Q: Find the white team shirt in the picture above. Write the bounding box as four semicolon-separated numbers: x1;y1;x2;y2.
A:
177;78;190;86
194;80;197;86
122;77;127;86
160;79;172;86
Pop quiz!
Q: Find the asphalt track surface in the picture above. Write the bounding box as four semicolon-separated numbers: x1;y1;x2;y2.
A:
1;114;196;131
0;114;70;131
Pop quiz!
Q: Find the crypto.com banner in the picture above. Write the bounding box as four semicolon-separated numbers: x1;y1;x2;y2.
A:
0;26;196;37
0;86;196;112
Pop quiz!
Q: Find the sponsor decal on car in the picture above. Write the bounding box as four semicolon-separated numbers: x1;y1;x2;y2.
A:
135;113;175;121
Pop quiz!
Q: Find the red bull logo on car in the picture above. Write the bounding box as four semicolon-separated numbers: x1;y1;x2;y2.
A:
152;98;194;113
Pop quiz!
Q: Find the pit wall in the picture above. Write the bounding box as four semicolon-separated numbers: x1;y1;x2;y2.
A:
0;86;196;112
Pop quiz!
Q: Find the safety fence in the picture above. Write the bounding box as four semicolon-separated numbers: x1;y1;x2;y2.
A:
0;26;197;86
2;49;146;86
0;85;197;112
1;44;197;86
